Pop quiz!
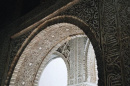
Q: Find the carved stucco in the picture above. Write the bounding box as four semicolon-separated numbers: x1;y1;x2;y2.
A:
9;23;85;86
100;0;130;85
61;0;100;41
4;0;129;86
34;35;98;86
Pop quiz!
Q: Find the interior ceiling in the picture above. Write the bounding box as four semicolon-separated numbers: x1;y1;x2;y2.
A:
0;0;49;29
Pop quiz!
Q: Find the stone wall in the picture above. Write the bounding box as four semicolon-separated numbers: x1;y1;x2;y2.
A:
0;0;129;86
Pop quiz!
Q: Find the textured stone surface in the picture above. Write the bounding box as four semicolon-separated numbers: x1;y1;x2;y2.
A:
0;0;73;85
100;0;130;86
61;0;100;42
33;36;98;86
62;0;130;85
0;0;129;86
9;23;84;86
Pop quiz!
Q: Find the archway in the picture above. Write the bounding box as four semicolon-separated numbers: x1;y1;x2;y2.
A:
7;16;103;86
35;35;98;86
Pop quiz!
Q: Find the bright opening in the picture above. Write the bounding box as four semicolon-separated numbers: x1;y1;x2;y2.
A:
38;58;67;86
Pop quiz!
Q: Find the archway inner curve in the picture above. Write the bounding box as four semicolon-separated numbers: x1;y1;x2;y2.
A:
35;35;98;86
9;22;100;86
9;23;84;86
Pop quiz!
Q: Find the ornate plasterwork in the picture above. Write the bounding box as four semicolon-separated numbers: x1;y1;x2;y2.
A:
57;41;70;59
9;21;98;86
4;0;129;85
100;0;130;86
86;43;98;85
9;23;85;86
9;31;32;71
62;0;100;41
34;36;98;86
34;35;87;86
66;37;98;86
